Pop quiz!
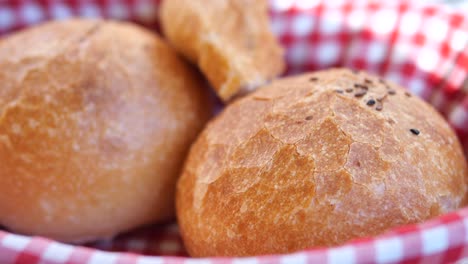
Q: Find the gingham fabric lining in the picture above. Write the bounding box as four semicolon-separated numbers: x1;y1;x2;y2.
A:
0;0;467;263
2;210;468;264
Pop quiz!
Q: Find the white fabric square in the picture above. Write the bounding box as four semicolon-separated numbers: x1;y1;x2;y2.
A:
88;251;118;264
450;105;468;130
320;9;343;35
232;258;259;264
375;238;403;263
41;242;74;263
450;29;468;52
281;252;308;264
399;11;422;36
295;0;320;10
416;47;440;72
108;0;130;19
136;257;164;264
20;3;44;24
423;17;449;43
385;71;403;85
328;246;356;264
422;226;449;255
367;41;389;64
271;0;295;12
186;259;213;264
79;2;101;17
0;7;15;30
347;9;367;31
50;4;72;20
408;78;426;97
371;9;398;35
1;235;30;251
316;41;340;65
292;14;315;36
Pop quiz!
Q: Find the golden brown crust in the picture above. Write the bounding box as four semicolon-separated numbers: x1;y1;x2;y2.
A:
160;0;285;102
177;68;468;257
0;19;212;242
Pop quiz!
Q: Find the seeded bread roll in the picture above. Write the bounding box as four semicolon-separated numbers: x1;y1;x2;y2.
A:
177;68;468;257
160;0;285;102
0;19;212;242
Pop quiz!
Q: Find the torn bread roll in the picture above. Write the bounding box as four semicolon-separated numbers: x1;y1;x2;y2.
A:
0;19;212;242
177;68;468;257
160;0;285;102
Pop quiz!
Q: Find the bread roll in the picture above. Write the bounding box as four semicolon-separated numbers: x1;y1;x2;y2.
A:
177;68;468;257
160;0;285;102
0;19;212;242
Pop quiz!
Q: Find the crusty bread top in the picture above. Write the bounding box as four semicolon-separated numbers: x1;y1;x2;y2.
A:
177;68;467;256
160;0;285;102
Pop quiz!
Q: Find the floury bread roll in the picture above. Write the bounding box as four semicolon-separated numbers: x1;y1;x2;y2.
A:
160;0;285;102
177;69;468;257
0;19;212;242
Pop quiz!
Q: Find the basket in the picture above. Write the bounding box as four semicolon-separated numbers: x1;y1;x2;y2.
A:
0;0;467;263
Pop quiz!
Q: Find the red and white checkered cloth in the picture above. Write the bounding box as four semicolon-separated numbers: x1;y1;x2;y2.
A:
0;0;467;263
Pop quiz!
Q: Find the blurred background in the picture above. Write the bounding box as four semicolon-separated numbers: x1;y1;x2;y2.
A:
431;0;468;9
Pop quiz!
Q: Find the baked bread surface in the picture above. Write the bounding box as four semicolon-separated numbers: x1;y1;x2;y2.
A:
160;0;285;102
0;19;212;242
177;68;468;257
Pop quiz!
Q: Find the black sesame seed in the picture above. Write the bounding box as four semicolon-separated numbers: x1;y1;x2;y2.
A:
354;91;367;97
310;77;318;81
354;83;369;90
410;128;420;135
405;92;411;97
367;99;376;106
305;116;313;121
388;90;396;95
364;79;373;84
335;89;344;94
345;88;353;93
